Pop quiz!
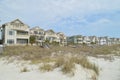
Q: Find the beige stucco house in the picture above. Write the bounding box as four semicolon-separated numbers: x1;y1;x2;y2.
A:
73;35;83;44
44;29;58;43
82;36;91;44
56;32;67;46
30;27;67;46
1;19;30;45
88;36;98;44
30;26;45;46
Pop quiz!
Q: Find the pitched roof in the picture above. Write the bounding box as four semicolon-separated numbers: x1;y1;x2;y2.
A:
11;19;24;24
45;29;55;33
30;26;44;31
3;19;29;27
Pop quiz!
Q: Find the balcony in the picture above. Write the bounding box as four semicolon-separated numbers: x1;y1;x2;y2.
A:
16;31;29;38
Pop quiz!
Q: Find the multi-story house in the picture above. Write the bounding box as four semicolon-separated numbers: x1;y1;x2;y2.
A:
116;38;120;44
30;27;67;46
30;26;45;46
56;32;67;46
110;38;118;45
67;35;97;45
67;34;120;46
98;37;105;45
0;19;29;45
98;36;109;45
67;36;75;44
89;36;98;44
44;29;59;43
74;35;83;44
1;19;119;46
83;36;91;44
67;35;83;45
45;29;67;45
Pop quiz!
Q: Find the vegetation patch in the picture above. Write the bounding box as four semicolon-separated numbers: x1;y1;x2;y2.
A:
2;45;119;76
40;64;54;72
61;61;75;75
54;57;65;67
20;67;29;72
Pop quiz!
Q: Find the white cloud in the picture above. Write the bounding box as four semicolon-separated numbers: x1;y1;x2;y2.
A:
1;0;120;21
1;0;120;16
90;18;111;25
0;0;120;37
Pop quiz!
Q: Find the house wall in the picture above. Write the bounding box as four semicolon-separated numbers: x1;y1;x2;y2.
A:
2;20;29;45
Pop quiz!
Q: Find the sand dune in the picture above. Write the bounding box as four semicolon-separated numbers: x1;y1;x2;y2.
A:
0;56;120;80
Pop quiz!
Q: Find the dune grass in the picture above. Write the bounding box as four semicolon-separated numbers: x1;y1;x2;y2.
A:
69;56;99;75
54;57;65;67
61;61;75;75
2;44;120;58
40;64;54;72
39;56;99;75
20;67;29;72
2;44;119;75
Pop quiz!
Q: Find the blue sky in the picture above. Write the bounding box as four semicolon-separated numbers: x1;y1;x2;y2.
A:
0;0;120;37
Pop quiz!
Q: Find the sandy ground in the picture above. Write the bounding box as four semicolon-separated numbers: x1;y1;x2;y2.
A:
0;56;120;80
88;56;120;80
0;57;94;80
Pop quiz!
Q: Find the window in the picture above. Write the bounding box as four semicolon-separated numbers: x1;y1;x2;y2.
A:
39;36;44;40
7;39;14;44
17;31;28;35
9;30;14;35
39;32;42;34
17;39;28;44
39;32;44;35
34;31;38;34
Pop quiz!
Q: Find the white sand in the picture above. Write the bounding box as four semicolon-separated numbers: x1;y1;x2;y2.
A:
88;56;120;80
0;58;94;80
0;56;120;80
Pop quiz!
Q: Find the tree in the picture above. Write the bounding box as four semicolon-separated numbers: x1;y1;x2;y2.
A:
30;35;36;45
91;42;96;45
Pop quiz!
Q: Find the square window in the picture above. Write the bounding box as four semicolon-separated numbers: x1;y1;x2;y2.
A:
9;30;14;35
7;39;14;44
